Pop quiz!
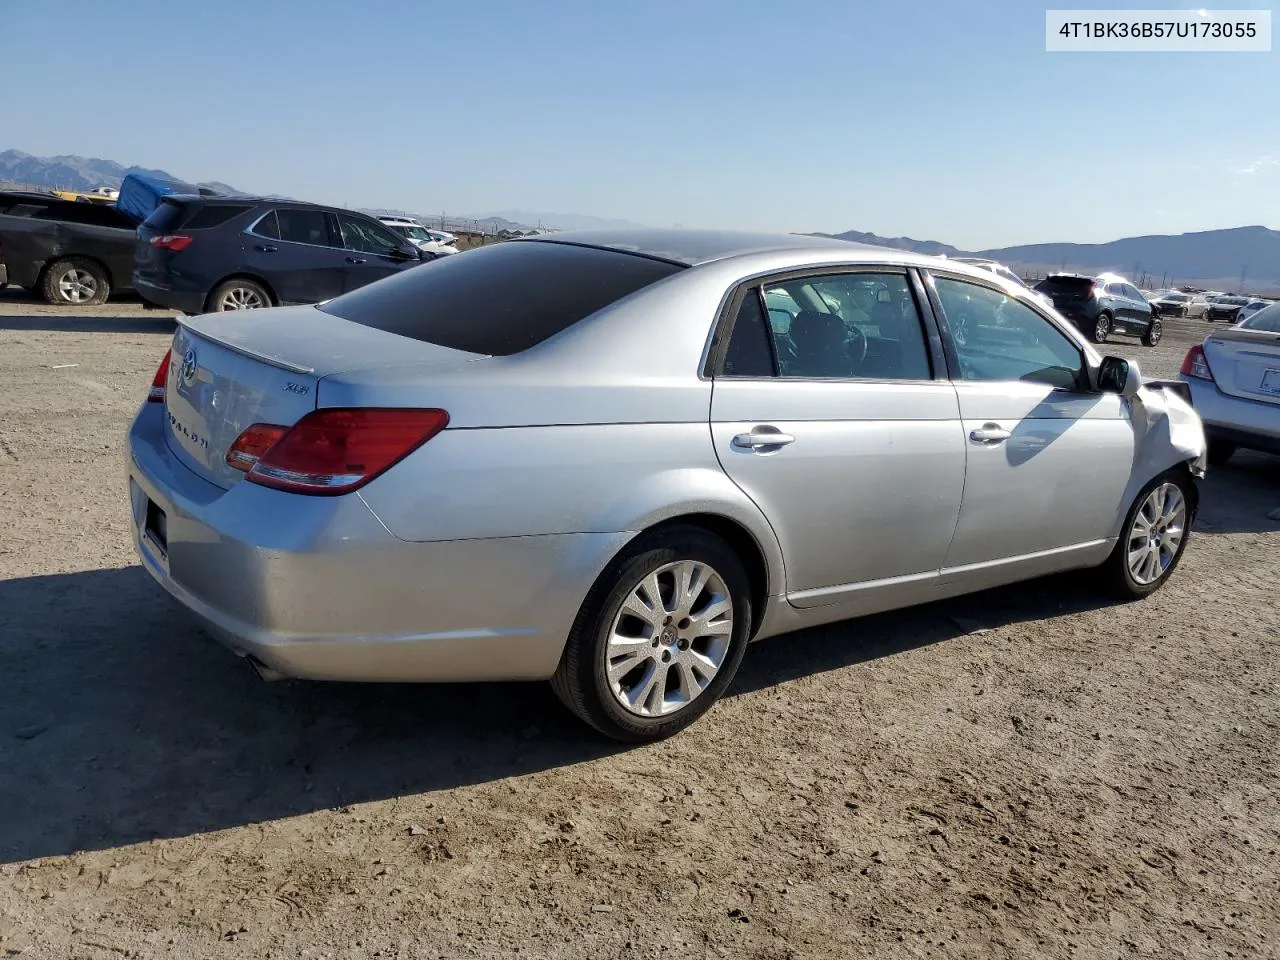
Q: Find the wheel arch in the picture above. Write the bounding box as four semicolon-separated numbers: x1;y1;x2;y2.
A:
205;273;278;311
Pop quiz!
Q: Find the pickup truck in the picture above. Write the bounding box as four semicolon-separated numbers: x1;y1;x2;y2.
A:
0;190;137;305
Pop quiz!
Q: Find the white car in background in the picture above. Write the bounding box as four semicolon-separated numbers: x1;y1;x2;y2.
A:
951;257;1054;310
378;216;459;257
1236;299;1273;323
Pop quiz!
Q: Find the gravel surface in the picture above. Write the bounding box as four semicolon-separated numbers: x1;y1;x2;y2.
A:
1;288;1277;959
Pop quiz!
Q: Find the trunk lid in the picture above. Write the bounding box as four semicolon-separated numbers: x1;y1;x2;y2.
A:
1201;328;1280;405
164;305;483;488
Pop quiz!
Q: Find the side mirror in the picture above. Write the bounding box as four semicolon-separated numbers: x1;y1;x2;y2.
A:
417;248;436;261
1098;355;1141;397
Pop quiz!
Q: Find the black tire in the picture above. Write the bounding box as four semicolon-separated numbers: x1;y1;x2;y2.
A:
41;257;110;306
1142;319;1163;347
1207;439;1237;466
551;525;753;743
207;278;272;312
1092;312;1112;343
1096;468;1196;602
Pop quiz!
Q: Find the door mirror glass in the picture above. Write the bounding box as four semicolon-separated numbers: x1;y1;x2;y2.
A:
1098;355;1141;396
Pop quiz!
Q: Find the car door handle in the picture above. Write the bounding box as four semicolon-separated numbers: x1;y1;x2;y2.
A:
732;428;796;451
345;256;367;264
254;245;277;253
969;425;1012;444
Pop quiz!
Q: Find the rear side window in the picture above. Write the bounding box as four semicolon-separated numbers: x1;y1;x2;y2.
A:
318;240;684;356
251;210;280;239
142;200;186;232
182;204;251;230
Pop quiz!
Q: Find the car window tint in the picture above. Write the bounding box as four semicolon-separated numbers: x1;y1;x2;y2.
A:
338;214;403;254
275;209;331;247
720;290;775;377
757;272;931;380
1242;304;1280;332
183;204;251;230
251;210;280;240
142;200;186;232
318;240;684;356
934;276;1084;389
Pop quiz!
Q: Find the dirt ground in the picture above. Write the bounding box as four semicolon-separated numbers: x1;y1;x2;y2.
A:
0;288;1277;959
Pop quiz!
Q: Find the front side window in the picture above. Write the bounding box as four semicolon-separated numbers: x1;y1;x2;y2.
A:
932;275;1085;390
719;271;932;381
338;215;403;255
274;208;332;247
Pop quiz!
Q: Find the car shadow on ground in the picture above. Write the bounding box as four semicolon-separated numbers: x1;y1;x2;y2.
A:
0;562;1117;865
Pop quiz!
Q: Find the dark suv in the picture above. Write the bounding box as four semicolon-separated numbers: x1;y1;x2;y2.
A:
134;197;432;313
1033;273;1162;346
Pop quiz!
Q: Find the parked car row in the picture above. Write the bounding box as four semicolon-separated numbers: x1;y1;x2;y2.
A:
1149;289;1274;322
0;187;437;312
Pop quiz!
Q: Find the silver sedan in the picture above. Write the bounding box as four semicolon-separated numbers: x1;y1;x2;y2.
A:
1179;302;1280;464
126;230;1208;741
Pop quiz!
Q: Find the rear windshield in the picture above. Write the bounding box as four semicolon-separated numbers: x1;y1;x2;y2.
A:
318;240;684;355
182;204;252;229
1036;276;1094;292
1166;293;1190;301
142;200;187;232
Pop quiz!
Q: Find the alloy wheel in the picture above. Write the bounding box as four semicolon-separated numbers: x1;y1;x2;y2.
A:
58;269;98;304
1126;482;1186;585
219;286;266;310
605;560;733;718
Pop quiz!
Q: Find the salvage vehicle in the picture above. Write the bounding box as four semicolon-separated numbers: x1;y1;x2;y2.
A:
1180;302;1280;463
126;230;1207;742
134;196;433;313
0;190;136;305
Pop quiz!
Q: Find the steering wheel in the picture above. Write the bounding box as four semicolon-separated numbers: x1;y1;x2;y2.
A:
845;323;868;365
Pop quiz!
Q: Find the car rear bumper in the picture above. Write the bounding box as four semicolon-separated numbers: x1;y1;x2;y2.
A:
125;403;626;683
1181;377;1280;453
133;273;206;315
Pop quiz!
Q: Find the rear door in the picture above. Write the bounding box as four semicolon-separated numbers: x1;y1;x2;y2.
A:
244;208;348;305
709;268;966;613
334;213;420;292
924;272;1134;577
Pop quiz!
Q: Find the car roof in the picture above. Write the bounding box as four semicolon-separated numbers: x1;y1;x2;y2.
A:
521;228;930;268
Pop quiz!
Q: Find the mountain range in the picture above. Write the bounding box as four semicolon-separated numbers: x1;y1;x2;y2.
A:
2;149;1275;292
813;226;1280;292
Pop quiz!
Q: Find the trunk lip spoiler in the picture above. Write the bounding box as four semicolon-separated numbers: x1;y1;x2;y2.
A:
178;317;316;375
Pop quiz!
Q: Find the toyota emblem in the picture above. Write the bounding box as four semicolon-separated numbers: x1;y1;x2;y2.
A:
180;348;198;386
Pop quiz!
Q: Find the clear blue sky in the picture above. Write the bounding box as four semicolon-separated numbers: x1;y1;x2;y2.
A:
4;0;1275;248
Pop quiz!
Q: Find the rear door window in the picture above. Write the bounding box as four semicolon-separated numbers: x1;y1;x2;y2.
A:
250;210;280;240
275;209;333;247
318;240;684;356
142;200;187;232
336;214;404;255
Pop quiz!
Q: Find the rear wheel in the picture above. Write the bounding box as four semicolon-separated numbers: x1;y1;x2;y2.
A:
41;258;110;306
1142;319;1163;346
1207;439;1237;466
208;279;271;312
551;526;752;742
1092;312;1112;343
1096;469;1194;601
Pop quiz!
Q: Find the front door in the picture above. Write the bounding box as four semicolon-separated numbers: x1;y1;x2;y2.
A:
709;269;966;613
926;273;1135;579
334;214;419;293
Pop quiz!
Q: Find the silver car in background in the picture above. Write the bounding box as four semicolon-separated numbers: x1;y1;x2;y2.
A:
1180;302;1280;464
126;230;1207;741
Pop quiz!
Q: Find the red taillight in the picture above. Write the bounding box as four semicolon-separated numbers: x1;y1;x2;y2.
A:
147;348;172;402
225;424;288;473
149;234;193;252
1180;344;1214;381
236;408;449;495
